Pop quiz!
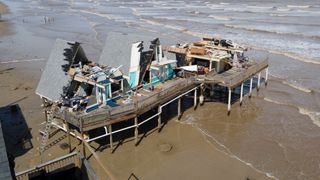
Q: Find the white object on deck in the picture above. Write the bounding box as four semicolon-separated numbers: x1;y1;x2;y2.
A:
180;65;198;72
129;41;142;87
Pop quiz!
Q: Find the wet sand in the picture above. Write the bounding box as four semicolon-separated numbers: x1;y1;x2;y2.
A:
1;0;320;179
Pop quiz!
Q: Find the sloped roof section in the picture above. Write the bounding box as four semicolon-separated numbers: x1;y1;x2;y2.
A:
99;32;153;76
36;39;89;101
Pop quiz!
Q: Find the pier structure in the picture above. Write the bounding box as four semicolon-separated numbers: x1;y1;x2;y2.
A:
164;36;269;114
35;35;268;165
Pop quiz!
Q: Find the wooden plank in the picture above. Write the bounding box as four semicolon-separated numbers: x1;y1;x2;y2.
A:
73;75;105;89
190;47;206;55
163;46;187;54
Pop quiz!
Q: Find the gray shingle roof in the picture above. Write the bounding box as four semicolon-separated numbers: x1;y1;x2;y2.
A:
99;33;179;76
98;32;154;76
36;39;87;101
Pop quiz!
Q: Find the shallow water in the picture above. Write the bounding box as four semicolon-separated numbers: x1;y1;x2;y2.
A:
1;0;320;179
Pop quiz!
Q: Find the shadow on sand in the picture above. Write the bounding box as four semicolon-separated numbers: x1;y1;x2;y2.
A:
0;104;33;158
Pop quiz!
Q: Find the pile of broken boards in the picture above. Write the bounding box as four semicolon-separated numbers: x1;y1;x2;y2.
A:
35;38;133;114
62;63;127;113
165;36;251;75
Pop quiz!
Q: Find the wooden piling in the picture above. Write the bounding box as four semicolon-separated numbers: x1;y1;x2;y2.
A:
157;105;161;129
240;83;244;106
134;117;138;145
249;78;253;98
108;125;113;150
227;88;231;115
178;98;181;119
257;72;261;91
194;88;197;109
265;67;268;86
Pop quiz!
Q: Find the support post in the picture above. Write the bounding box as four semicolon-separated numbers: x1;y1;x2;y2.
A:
121;79;124;92
80;119;86;158
108;125;113;151
178;98;181;119
199;85;204;105
249;78;253;98
109;83;112;98
265;67;268;86
228;87;231;115
240;83;244;106
257;72;261;91
42;98;48;123
134;117;138;145
157;105;161;129
65;121;72;153
194;88;197;109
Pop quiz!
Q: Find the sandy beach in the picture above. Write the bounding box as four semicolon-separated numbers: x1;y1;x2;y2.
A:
1;0;320;179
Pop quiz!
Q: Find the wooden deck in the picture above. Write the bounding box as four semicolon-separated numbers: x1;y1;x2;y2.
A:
197;60;268;88
53;77;196;131
52;60;267;131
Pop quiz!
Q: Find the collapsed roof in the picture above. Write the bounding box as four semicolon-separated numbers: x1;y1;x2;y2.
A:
36;39;89;102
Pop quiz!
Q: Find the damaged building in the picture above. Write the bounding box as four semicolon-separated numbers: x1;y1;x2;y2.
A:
34;33;268;169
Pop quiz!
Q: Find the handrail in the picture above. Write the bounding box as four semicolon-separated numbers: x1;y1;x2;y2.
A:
85;85;199;143
15;152;79;179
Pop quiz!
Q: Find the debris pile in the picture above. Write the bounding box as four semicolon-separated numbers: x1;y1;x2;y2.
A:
60;62;127;112
165;37;250;75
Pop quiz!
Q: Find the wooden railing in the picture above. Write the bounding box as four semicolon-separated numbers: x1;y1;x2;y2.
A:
15;152;83;180
78;77;196;130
